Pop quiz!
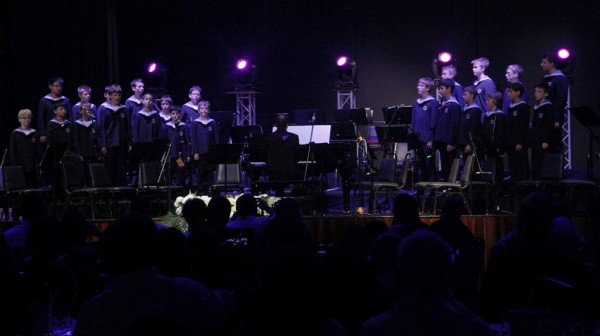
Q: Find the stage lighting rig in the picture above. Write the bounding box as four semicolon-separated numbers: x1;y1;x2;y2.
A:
144;61;167;97
234;58;257;91
335;55;358;88
555;48;575;75
431;51;454;79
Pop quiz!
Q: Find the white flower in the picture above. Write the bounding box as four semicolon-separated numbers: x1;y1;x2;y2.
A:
174;196;185;208
199;195;211;206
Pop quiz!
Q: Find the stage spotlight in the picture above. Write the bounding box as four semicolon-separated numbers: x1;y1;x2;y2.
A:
558;48;570;59
432;51;454;78
555;48;575;74
143;61;167;97
336;55;357;83
438;52;453;64
147;62;160;74
234;58;256;90
236;59;249;70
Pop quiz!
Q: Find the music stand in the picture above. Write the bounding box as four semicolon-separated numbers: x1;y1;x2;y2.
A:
335;108;369;125
211;111;236;144
375;125;408;157
209;143;244;195
571;106;600;180
329;122;357;142
229;125;263;143
382;105;412;125
375;125;409;144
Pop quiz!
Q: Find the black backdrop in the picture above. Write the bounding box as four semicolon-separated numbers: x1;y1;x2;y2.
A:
2;0;600;168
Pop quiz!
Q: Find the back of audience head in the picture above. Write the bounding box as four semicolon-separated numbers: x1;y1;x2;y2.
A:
207;196;232;229
396;230;453;296
60;209;91;249
440;196;464;221
27;214;61;256
156;227;190;278
181;198;207;232
392;194;420;225
21;193;47;222
129;195;154;217
272;198;304;223
100;211;158;273
235;194;258;217
518;192;553;244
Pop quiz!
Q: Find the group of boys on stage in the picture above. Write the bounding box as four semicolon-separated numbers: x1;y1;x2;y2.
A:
410;52;570;195
9;79;219;193
8;51;570;198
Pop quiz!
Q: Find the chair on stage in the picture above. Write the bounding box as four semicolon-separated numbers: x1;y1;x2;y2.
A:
414;157;461;214
469;157;498;215
433;154;475;214
415;156;474;215
87;162;137;217
558;177;598;216
354;153;412;215
211;163;244;196
137;161;185;216
1;165;52;221
60;158;111;219
515;153;564;211
209;143;245;196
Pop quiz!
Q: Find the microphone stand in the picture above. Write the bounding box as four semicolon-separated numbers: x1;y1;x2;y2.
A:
158;130;176;209
382;107;400;158
303;112;317;183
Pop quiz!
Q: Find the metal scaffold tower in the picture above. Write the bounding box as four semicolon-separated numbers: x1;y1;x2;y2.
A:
563;106;572;170
229;90;257;125
336;82;358;109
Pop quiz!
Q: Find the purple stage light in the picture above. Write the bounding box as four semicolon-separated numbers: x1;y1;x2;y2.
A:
147;62;158;73
236;59;248;70
336;56;348;67
438;52;452;63
558;48;570;59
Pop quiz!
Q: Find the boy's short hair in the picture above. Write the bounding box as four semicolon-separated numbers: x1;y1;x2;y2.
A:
506;64;524;75
464;86;478;96
130;78;143;88
160;95;173;104
509;82;525;96
53;102;68;110
48;77;64;85
77;85;92;94
487;91;503;107
471;57;490;68
418;77;434;90
107;84;123;94
169;105;181;114
542;52;557;64
142;93;154;100
441;65;457;77
18;109;33;118
189;86;202;94
439;79;455;91
198;100;210;108
535;82;550;93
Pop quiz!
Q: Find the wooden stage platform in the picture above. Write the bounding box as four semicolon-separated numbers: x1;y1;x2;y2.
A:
303;214;593;266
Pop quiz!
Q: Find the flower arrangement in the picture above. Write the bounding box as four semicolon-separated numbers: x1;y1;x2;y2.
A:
160;192;280;233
